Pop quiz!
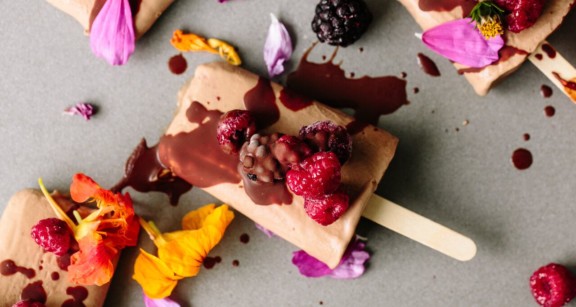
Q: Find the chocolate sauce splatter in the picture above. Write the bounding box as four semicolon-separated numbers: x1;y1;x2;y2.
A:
401;72;407;78
51;272;60;281
111;139;192;205
21;281;46;303
413;87;420;94
239;165;293;205
57;253;72;271
203;256;222;269
62;286;89;307
552;72;576;91
535;53;543;60
279;88;313;111
232;260;240;267
541;43;556;59
418;0;475;16
287;43;408;126
159;101;241;188
544;106;555;117
458;46;528;74
512;148;533;170
240;233;250;243
540;85;552;98
417;53;441;77
1;259;35;279
523;133;530;141
169;54;188;75
244;77;279;130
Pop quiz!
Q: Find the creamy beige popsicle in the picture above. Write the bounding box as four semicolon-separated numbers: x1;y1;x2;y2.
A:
0;190;110;307
157;62;398;268
399;0;574;95
45;0;174;38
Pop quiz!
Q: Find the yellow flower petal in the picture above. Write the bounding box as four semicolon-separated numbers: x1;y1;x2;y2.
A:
207;38;242;66
181;204;216;230
171;30;218;53
133;249;182;299
182;204;234;233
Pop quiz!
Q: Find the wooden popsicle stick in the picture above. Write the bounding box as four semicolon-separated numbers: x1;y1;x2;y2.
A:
529;40;576;103
362;194;477;261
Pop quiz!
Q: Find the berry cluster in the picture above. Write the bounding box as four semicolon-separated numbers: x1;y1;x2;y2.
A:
529;263;576;307
493;0;547;33
217;110;353;225
311;0;373;47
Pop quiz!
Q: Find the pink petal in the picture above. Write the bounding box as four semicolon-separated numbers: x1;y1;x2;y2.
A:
264;14;293;78
421;18;504;68
63;103;95;121
90;0;136;66
143;292;180;307
292;237;370;279
255;223;275;238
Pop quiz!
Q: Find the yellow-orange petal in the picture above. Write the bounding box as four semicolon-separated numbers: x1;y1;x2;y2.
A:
133;249;182;299
181;204;234;232
170;30;218;53
207;38;242;66
68;234;117;286
70;173;101;203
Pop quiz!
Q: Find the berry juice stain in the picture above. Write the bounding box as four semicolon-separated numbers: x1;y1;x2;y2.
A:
244;77;279;130
540;85;552;98
57;253;72;271
541;43;556;58
168;54;188;75
1;259;35;278
534;53;543;60
523;133;530;141
21;281;46;303
417;53;440;77
203;256;222;269
414;87;420;94
544;106;555;117
232;260;239;267
279;88;313;111
62;286;89;307
512;148;533;170
287;43;408;127
240;233;250;243
51;271;60;281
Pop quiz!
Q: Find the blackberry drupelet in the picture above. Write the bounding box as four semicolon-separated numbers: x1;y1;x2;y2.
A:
311;0;373;47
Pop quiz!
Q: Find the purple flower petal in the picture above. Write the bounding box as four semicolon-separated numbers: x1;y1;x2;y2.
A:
63;103;95;121
255;223;275;238
264;14;293;78
292;237;370;279
421;18;504;68
143;292;180;307
90;0;136;66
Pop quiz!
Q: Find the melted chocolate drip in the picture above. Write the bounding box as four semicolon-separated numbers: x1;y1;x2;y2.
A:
111;139;192;205
51;271;60;281
458;46;528;74
523;133;530;141
240;165;293;205
540;85;553;98
21;281;46;303
1;259;35;279
541;43;556;58
287;44;408;126
244;77;279;129
279;88;313;111
544;106;555;117
552;72;576;91
203;256;222;269
57;253;72;271
168;54;188;75
239;233;250;243
232;260;240;267
62;286;89;307
417;53;441;76
535;53;543;60
512;148;533;170
418;0;475;16
158;101;241;188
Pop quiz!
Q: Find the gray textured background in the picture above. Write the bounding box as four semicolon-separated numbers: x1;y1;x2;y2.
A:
1;0;575;306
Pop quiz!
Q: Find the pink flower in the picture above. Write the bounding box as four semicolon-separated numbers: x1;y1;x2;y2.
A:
292;237;370;279
420;18;504;68
255;223;275;238
63;103;95;121
90;0;136;65
143;292;180;307
264;14;293;78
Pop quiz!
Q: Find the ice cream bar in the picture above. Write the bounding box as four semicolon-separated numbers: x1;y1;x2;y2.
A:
0;190;110;306
157;62;399;268
399;0;574;95
45;0;174;38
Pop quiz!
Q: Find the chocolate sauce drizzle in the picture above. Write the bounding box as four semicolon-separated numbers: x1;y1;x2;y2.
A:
512;148;533;170
168;54;188;75
1;259;35;279
21;281;47;304
62;286;89;307
244;77;279;130
417;53;441;77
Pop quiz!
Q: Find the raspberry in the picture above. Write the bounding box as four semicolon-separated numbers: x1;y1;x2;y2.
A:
299;121;352;164
217;110;257;155
239;133;284;183
12;301;45;307
272;135;313;167
30;218;72;256
304;190;349;225
529;263;576;307
286;152;341;197
493;0;546;33
311;0;373;47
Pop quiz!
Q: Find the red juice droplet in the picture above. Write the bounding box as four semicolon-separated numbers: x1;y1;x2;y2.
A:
512;148;533;170
540;85;552;98
417;53;440;77
544;106;555;117
168;54;188;75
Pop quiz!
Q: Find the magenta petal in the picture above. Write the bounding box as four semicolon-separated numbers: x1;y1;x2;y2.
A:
90;0;136;66
63;102;95;120
292;250;333;277
143;292;180;307
421;18;504;68
264;14;293;78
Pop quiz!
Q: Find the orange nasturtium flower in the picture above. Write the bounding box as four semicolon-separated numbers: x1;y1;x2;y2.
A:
170;29;242;66
39;173;140;286
133;204;234;299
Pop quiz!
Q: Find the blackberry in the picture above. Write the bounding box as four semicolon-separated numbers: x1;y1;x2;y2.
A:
239;133;284;184
311;0;373;47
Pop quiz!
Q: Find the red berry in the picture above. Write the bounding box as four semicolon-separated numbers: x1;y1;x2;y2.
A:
12;301;45;307
299;121;352;164
216;110;257;155
272;135;313;167
529;263;576;307
286;152;341;197
30;218;72;256
493;0;546;33
304;191;349;226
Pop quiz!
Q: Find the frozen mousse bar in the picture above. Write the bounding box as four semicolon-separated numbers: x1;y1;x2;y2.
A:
46;0;174;38
0;190;110;306
400;0;574;95
154;62;398;268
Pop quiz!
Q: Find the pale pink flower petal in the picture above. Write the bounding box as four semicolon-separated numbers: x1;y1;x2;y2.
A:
264;14;293;78
143;292;180;307
421;18;504;68
90;0;136;66
63;103;95;121
255;223;275;238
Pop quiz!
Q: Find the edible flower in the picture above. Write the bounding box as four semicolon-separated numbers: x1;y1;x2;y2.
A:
469;1;505;39
63;103;95;121
171;30;242;66
419;18;504;68
255;223;275;238
39;174;140;285
264;14;293;78
90;0;136;65
133;204;234;299
292;237;370;279
143;292;180;307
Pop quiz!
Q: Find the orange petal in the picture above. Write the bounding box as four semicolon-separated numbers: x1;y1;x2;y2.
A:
182;204;234;232
133;249;182;299
180;204;216;230
70;173;100;203
68;234;117;286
